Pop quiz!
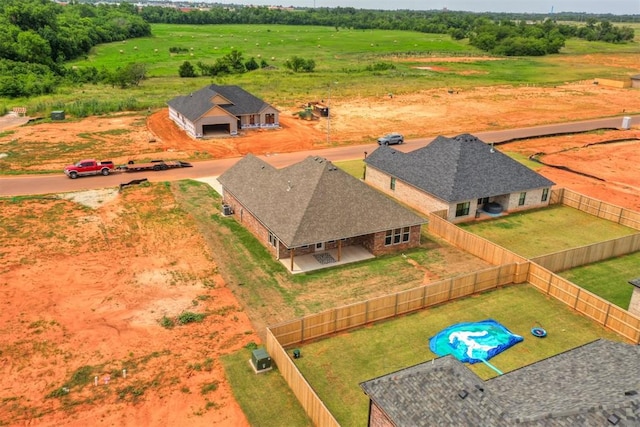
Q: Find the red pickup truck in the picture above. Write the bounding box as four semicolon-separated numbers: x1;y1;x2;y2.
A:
64;159;115;179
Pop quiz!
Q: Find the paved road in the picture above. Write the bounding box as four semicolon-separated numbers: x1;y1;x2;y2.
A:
1;115;636;197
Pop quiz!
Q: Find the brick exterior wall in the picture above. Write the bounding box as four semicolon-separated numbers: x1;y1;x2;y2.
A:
369;402;395;427
365;166;448;214
222;190;421;260
366;165;551;224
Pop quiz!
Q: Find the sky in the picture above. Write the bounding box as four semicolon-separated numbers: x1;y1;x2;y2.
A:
197;0;640;15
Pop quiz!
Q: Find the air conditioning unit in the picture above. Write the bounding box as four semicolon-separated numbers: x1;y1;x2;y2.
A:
222;204;233;216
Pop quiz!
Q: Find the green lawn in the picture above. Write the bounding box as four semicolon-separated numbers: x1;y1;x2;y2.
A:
558;251;640;309
458;204;637;258
287;284;623;426
221;346;312;427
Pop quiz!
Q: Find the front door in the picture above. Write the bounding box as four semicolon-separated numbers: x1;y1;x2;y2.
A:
315;241;324;251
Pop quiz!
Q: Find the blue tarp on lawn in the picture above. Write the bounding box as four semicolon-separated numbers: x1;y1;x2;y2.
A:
429;319;523;364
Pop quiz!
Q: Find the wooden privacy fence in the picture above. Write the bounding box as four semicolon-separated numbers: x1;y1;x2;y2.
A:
531;233;640;272
554;188;640;230
266;263;519;426
265;329;340;427
269;263;518;347
528;263;640;344
427;213;528;267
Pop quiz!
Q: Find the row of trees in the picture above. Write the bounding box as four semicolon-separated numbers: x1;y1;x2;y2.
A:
0;0;150;97
178;49;269;77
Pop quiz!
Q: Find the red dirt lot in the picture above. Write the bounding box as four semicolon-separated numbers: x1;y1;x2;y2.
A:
1;77;640;426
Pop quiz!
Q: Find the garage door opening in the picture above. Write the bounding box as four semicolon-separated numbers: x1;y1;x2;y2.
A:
203;123;230;137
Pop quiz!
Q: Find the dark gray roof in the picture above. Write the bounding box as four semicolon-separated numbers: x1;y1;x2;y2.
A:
629;278;640;288
365;134;555;203
167;84;273;121
360;339;640;426
217;154;426;247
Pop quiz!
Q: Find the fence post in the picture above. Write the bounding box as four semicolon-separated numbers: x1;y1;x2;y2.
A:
603;303;611;327
365;300;369;324
421;285;427;309
395;293;399;316
301;318;305;342
574;288;581;309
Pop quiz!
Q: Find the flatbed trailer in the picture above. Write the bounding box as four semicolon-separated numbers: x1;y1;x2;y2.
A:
117;160;193;172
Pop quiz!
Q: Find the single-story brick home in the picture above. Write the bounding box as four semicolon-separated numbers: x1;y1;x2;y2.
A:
167;84;279;138
360;339;640;426
217;154;426;271
364;134;555;223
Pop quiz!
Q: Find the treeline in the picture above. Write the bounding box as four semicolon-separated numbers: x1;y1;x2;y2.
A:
0;0;150;97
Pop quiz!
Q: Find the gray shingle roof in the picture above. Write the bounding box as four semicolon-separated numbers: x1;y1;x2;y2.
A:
167;84;273;121
629;278;640;288
365;134;555;203
217;154;426;247
360;339;640;426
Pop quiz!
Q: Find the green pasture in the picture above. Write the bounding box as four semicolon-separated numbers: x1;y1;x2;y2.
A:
458;205;637;258
559;251;640;309
13;22;632;114
266;284;623;426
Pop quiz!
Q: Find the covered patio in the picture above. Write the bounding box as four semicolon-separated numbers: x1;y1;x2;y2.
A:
279;245;375;274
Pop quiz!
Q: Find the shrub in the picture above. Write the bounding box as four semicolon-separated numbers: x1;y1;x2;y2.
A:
177;311;205;325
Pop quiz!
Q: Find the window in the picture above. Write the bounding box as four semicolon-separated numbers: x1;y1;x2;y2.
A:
455;202;470;217
268;232;277;247
477;197;489;205
541;188;549;202
385;228;411;246
390;177;396;191
518;192;526;206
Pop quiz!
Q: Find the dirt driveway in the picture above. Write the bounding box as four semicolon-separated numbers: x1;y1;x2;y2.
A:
1;80;640;426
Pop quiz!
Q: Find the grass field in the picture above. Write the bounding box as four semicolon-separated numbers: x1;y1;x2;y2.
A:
221;346;312;427
558;251;640;308
11;22;638;114
458;204;638;258
281;284;624;426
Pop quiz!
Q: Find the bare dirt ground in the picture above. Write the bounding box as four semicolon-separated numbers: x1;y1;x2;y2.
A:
1;68;640;425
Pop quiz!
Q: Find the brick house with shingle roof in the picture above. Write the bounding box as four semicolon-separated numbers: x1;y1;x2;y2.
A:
364;134;555;223
217;154;426;268
360;339;640;426
167;84;279;138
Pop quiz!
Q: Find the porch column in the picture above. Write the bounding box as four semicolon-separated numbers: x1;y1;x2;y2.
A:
290;248;295;272
337;240;342;261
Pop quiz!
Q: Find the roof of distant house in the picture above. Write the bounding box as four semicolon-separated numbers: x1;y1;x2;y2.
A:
167;84;274;121
360;339;640;426
218;154;426;247
365;134;555;203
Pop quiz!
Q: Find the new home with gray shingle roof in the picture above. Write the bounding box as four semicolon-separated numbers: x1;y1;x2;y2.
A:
364;134;555;223
217;154;426;273
167;84;279;138
360;339;640;426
